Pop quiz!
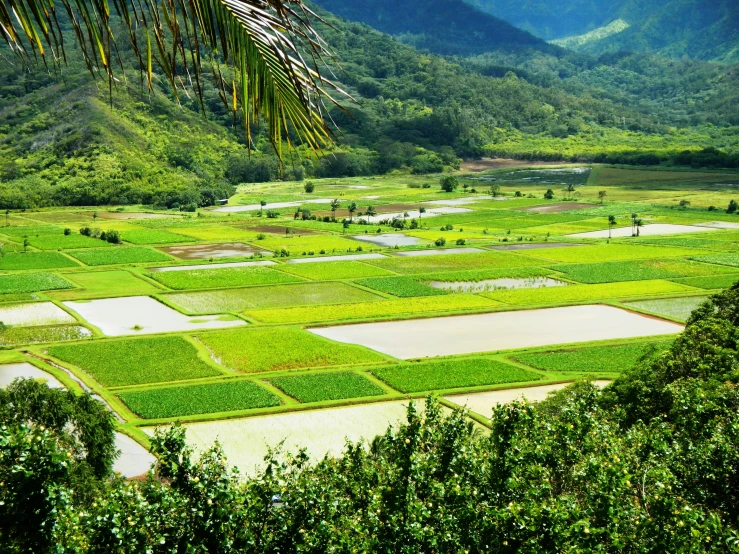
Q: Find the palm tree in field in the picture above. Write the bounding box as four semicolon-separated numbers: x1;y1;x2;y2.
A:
608;215;617;240
260;200;267;217
348;201;357;222
419;206;426;219
330;199;341;220
366;205;377;218
631;213;638;236
1;0;344;152
635;218;644;237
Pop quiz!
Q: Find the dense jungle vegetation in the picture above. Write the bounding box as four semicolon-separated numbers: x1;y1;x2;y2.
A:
2;282;739;551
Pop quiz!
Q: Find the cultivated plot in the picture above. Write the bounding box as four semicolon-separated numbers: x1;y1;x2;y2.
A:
310;305;684;359
63;296;246;335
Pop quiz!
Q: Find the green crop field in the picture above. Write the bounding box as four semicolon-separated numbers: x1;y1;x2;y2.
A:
68;247;172;266
255;235;366;254
365;251;542;274
246;294;500;324
197;327;387;373
167;282;382;313
0;325;91;346
149;266;303;290
412;266;552;283
118;381;281;419
121;229;192;245
275;261;395;280
671;274;739;290
513;341;672;373
0;273;74;294
689;253;739;268
27;234;115;250
371;358;540;393
552;259;735;284
47;336;220;387
624;296;709;322
0;252;79;270
484;279;696;306
269;372;385;403
525;244;703;264
357;276;446;297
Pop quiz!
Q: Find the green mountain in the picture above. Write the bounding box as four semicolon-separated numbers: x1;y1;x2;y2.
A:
468;0;739;62
312;0;559;56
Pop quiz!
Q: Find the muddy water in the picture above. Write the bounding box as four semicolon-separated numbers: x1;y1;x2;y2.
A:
0;362;64;388
428;277;568;293
351;234;426;248
64;296;246;336
310;305;684;359
160;243;271;260
567;223;716;239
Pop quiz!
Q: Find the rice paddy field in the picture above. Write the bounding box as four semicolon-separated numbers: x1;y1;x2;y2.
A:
2;165;739;474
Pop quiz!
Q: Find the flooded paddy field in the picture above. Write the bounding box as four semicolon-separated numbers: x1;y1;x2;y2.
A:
310;305;684;359
351;234;427;248
63;296;246;335
567;223;716;239
428;276;568;292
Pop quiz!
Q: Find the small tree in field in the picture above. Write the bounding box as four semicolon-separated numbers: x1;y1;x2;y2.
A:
330;199;341;220
304;181;315;193
489;184;501;197
348;202;357;222
260;200;266;216
631;213;638;236
679;199;690;209
4;209;9;226
440;176;459;192
544;189;554;200
635;218;644;237
727;200;738;214
419;207;426;219
608;215;617;240
22;238;30;252
92;211;98;223
598;190;607;204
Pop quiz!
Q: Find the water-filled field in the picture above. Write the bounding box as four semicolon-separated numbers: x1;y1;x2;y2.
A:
3;166;738;469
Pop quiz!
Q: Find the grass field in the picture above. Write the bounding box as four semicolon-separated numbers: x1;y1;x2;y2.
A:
149;266;303;290
247;294;500;324
47;336;220;387
269;372;385;402
122;229;192;245
275;261;395;280
52;271;161;299
371;358;540;393
68;247;172;266
255;235;367;254
0;273;74;294
167;282;382;313
513;341;672;373
356;277;446;297
197;327;387;373
0;252;79;270
118;381;281;418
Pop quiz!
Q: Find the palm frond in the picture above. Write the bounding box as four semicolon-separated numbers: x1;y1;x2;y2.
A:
0;0;348;153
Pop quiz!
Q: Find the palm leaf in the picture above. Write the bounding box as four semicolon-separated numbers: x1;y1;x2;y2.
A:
0;0;347;153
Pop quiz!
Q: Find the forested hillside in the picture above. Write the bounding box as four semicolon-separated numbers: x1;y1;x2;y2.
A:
469;0;739;62
1;4;738;209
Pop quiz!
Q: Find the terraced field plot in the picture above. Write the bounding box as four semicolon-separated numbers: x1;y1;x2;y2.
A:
0;252;79;270
198;327;387;373
553;259;738;284
149;266;303;290
119;381;281;419
624;296;709;322
0;273;74;294
69;247;172;266
64;296;245;335
275;261;395;280
372;358;540;393
0;302;77;326
168;282;382;313
270;372;385;402
48;336;220;387
311;305;684;359
365;251;543;274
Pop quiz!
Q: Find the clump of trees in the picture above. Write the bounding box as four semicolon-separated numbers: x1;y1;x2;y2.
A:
2;282;739;551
